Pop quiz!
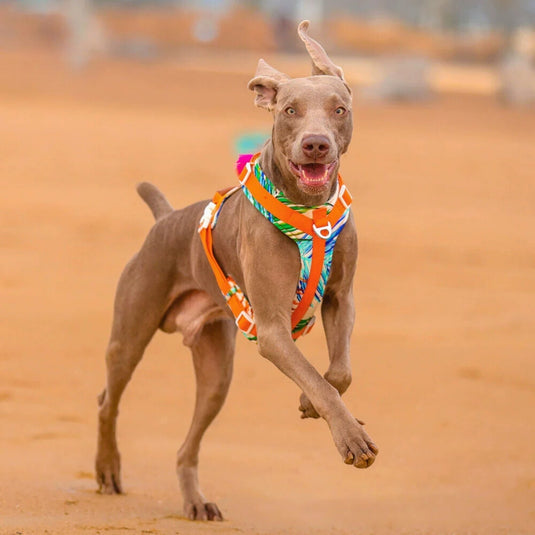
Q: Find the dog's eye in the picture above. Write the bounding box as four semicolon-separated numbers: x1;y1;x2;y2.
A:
285;107;296;115
335;107;347;116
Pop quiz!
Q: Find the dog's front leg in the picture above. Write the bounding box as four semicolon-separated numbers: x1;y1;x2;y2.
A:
298;219;358;419
241;211;376;467
298;289;355;419
255;322;377;468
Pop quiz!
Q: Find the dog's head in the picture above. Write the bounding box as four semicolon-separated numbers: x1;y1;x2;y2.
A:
248;21;352;205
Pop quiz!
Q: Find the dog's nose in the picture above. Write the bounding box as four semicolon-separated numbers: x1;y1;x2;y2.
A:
301;135;330;160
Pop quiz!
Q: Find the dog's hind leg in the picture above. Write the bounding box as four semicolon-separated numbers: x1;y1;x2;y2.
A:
176;318;236;521
96;253;171;495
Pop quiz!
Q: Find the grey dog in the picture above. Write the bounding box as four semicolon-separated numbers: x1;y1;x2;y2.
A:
96;20;378;521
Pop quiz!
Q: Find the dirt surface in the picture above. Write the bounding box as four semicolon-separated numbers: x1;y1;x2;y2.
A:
1;50;534;535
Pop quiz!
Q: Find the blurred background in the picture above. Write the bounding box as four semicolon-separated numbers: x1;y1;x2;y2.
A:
1;2;534;535
2;0;535;99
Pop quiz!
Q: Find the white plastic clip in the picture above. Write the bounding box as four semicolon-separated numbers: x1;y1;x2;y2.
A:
312;221;333;239
239;161;254;186
198;201;216;231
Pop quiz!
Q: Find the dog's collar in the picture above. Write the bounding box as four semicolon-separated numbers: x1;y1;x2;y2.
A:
198;153;353;342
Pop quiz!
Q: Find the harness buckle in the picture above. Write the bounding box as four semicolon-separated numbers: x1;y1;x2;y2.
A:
236;310;255;335
198;201;216;231
239;161;254;186
312;221;333;239
339;184;352;210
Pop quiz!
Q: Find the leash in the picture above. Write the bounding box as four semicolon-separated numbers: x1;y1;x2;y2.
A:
198;153;352;341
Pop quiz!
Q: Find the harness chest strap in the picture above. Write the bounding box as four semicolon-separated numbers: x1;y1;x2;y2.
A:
239;155;352;332
198;155;353;341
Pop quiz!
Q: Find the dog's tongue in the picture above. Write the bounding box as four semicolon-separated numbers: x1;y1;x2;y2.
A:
298;163;330;187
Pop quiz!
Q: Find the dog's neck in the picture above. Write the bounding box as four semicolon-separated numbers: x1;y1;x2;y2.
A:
259;140;339;207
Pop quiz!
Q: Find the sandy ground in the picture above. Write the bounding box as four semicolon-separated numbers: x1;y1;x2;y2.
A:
1;50;534;535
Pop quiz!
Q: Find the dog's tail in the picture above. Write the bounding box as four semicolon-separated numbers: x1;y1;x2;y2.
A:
136;182;174;221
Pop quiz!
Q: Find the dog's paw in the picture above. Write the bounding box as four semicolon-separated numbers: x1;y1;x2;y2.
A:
185;500;223;521
298;392;320;419
330;415;378;469
96;449;122;494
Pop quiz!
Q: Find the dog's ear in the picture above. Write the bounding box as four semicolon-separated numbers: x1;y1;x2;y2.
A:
248;59;289;111
298;20;347;85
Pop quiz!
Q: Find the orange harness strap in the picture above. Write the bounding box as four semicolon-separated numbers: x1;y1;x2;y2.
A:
291;208;326;330
198;186;258;338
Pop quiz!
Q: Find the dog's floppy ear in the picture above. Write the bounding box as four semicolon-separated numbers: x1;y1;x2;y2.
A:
248;59;290;111
298;20;347;83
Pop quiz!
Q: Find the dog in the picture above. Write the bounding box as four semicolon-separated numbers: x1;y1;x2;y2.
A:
96;20;378;521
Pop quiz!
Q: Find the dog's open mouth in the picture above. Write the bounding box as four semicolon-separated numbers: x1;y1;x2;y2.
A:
289;161;337;189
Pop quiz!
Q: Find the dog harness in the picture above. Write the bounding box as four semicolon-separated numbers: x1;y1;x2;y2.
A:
198;153;352;342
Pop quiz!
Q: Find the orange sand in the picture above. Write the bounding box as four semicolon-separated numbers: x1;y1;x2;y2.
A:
1;49;534;535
